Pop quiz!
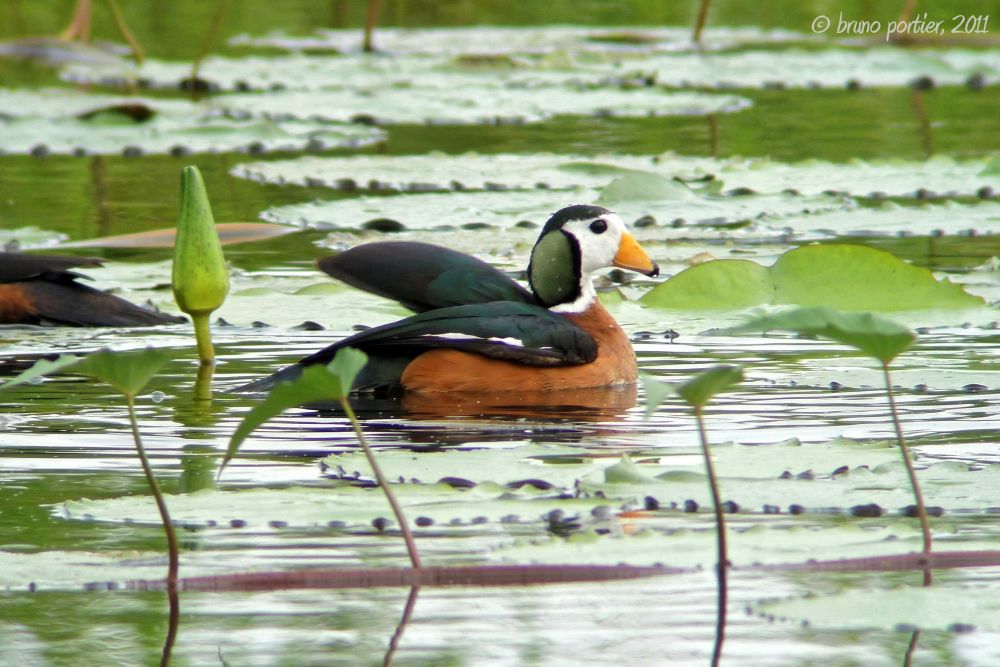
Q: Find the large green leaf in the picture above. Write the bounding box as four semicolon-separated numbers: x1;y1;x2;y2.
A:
641;258;772;310
71;348;174;397
641;244;985;312
223;348;368;470
727;307;915;363
0;355;83;390
676;365;744;408
0;349;172;397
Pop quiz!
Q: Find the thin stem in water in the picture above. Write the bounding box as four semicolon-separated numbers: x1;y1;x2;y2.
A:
882;363;932;586
126;395;179;666
363;0;381;52
190;0;231;88
382;586;420;667
692;0;711;44
106;0;144;63
191;312;215;365
694;406;727;667
339;398;422;569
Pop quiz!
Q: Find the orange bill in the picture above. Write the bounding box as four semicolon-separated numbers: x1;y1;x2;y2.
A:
613;233;659;276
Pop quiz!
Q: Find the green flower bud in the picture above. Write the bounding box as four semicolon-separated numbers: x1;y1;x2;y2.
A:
173;165;229;365
172;166;229;316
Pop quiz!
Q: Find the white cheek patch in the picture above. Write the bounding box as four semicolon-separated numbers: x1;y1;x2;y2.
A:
562;214;626;274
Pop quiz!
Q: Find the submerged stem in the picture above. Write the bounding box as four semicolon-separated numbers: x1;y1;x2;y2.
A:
106;0;144;63
339;398;422;570
190;0;231;87
694;406;727;667
363;0;381;52
882;363;933;586
126;395;179;665
692;0;711;44
191;312;215;365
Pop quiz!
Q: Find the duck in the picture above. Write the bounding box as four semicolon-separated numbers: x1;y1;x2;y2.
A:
240;204;659;394
0;251;184;326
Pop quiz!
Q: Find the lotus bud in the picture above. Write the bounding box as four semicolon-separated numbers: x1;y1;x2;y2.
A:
172;165;229;364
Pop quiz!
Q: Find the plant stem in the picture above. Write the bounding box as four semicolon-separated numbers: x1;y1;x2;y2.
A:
126;395;179;666
340;397;422;569
363;0;381;52
190;0;231;87
882;363;933;586
692;0;711;44
194;360;214;402
191;312;215;365
694;406;727;667
106;0;144;63
60;0;92;41
382;586;420;667
903;628;921;667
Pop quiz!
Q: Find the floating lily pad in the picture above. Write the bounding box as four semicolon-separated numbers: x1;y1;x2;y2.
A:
217;85;750;126
581;457;999;514
260;179;847;235
229;25;815;56
0;88;384;156
641;244;986;311
760;200;1000;239
760;585;1000;632
233;153;658;191
704;155;999;199
61;484;600;531
597;47;1000;89
0;226;65;249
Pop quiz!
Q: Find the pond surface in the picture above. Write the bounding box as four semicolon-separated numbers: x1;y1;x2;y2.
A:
1;2;999;665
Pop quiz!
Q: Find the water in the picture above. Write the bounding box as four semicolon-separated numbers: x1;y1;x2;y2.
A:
2;2;1000;665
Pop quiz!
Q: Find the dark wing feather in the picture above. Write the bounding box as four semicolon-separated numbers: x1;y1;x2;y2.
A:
317;242;535;312
13;281;185;326
237;301;595;392
0;252;104;283
0;252;183;326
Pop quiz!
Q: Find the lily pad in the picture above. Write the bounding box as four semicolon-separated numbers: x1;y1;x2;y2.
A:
760;585;1000;632
260;179;848;235
702;155;1000;199
229;25;815;56
760;200;1000;240
596;47;1000;89
0;88;384;156
495;518;1000;569
61;484;604;532
582;457;1000;514
641;244;986;311
233;153;658;191
217;85;750;126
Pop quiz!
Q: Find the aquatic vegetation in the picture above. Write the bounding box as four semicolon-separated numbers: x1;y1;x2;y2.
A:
1;3;999;664
644;365;744;667
642;244;986;312
222;348;421;568
0;348;179;664
172;166;229;374
727;307;933;583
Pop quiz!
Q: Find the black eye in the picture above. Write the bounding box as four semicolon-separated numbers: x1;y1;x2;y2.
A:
589;219;608;234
